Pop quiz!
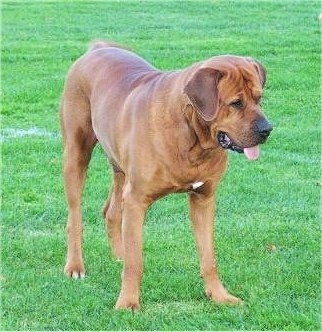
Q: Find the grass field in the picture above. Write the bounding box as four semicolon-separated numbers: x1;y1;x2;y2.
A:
1;0;321;330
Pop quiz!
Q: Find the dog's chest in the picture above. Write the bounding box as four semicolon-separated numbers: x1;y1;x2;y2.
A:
166;150;227;193
156;159;222;195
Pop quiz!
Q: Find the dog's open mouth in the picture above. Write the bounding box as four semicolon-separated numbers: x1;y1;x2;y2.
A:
217;131;260;160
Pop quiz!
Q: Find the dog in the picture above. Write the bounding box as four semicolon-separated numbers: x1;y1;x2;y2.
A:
60;41;272;310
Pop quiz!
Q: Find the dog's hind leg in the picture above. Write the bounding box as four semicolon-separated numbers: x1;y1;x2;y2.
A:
61;77;97;279
102;169;125;260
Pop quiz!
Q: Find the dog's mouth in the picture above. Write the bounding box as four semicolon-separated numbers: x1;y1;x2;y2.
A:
218;132;243;153
217;131;260;160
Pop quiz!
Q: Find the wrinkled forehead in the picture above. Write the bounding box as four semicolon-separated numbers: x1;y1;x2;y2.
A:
219;64;262;101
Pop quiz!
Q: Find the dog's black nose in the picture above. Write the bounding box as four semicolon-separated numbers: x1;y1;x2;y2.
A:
256;117;273;139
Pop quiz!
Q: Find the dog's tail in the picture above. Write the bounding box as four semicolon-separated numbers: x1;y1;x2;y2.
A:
88;40;130;52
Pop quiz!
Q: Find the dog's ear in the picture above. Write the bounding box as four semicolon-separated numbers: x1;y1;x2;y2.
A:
184;68;222;122
251;59;266;88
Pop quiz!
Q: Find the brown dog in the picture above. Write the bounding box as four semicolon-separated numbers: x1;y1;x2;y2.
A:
60;41;272;310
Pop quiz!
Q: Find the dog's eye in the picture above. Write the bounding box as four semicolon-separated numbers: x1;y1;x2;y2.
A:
230;99;244;109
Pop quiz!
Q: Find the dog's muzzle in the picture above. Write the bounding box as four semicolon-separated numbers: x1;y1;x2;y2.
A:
217;119;273;160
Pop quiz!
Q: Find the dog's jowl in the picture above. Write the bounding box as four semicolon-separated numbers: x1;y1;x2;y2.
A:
60;41;272;310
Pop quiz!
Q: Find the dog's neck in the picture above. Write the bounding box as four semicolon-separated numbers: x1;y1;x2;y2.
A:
183;104;224;165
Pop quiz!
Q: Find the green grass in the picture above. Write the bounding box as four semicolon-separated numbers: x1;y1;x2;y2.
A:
1;0;321;330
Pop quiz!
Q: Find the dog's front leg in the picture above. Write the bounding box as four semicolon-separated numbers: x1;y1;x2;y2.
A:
189;188;242;305
115;185;148;310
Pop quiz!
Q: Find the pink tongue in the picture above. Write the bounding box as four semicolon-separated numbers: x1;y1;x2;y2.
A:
244;145;260;160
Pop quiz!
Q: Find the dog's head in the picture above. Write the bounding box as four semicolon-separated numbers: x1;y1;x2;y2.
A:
184;56;272;160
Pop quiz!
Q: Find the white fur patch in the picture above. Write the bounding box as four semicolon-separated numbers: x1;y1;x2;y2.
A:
192;181;204;190
72;271;85;279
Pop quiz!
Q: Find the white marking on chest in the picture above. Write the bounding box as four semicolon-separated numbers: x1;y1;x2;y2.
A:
191;181;204;190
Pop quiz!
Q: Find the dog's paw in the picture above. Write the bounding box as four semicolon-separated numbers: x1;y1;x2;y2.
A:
115;295;140;311
206;286;243;305
210;292;244;305
64;260;85;279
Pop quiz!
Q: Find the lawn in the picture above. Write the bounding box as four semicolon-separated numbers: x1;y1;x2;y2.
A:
1;0;321;330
